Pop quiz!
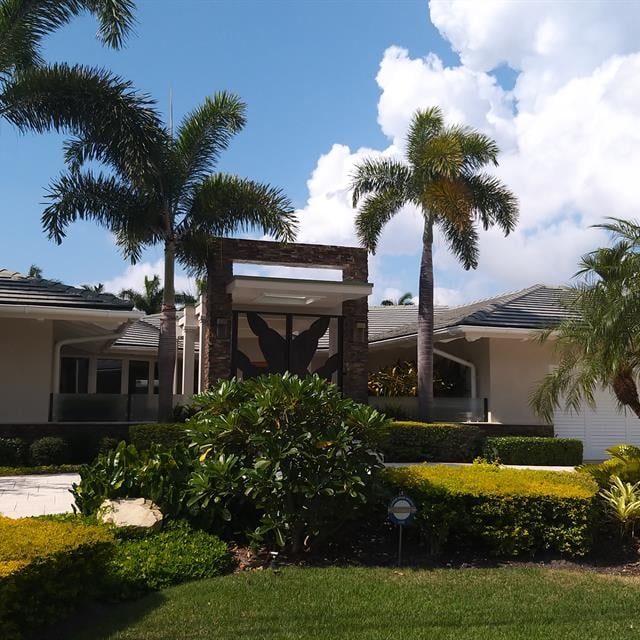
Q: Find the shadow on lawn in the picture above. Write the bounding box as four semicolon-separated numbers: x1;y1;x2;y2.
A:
34;592;167;640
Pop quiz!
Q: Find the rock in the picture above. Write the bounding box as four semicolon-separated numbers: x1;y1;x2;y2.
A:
98;497;163;530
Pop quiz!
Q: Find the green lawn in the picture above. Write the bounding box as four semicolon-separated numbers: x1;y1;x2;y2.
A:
60;566;640;640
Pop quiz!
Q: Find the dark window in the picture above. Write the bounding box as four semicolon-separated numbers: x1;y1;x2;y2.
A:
128;360;150;395
153;362;159;394
96;359;122;394
59;357;89;393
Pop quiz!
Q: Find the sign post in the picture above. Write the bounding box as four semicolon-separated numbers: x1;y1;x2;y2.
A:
387;495;417;566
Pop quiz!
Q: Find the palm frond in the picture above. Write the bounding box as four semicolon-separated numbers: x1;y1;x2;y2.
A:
174;91;246;198
354;188;408;253
452;127;499;173
406;106;445;169
1;64;166;184
464;173;518;234
351;157;412;206
439;213;479;271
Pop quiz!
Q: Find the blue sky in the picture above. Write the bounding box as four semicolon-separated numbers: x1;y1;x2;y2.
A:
3;1;637;305
0;0;455;296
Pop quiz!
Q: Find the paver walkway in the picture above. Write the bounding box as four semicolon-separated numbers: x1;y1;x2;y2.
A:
0;473;80;518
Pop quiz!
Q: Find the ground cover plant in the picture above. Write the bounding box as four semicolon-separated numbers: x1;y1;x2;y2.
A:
59;566;640;640
384;464;599;556
482;436;583;466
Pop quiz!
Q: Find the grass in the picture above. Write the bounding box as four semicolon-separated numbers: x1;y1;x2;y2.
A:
0;464;80;476
61;566;640;639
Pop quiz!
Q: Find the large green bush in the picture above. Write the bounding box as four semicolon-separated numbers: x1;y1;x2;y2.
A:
129;423;186;451
482;436;583;466
107;520;232;595
29;437;70;465
380;421;482;462
0;516;114;639
187;374;388;553
384;464;599;556
0;438;26;466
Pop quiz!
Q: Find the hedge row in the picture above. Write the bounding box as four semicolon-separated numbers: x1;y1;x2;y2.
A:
482;436;583;466
379;422;482;462
129;423;186;451
0;516;114;639
383;465;599;556
378;422;583;465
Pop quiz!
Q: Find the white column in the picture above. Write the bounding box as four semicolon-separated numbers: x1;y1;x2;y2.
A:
179;305;198;398
196;296;206;393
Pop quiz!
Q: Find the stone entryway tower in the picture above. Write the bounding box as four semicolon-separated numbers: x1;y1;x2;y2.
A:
200;238;370;403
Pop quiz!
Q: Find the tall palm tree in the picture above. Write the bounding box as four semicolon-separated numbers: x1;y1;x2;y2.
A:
39;91;297;421
531;218;640;421
81;282;105;293
120;274;195;314
351;107;518;421
381;292;414;306
27;263;42;278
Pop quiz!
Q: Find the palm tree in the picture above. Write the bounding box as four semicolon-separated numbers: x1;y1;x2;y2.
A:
27;264;42;278
39;92;297;421
120;274;195;314
81;282;105;293
351;107;518;421
531;218;640;421
381;292;414;306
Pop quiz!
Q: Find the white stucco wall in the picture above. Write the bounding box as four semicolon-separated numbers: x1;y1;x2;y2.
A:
0;318;54;423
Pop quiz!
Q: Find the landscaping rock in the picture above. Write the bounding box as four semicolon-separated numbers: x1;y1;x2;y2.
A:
98;497;163;530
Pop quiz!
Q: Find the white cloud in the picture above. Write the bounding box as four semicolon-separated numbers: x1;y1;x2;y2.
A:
291;1;640;306
100;260;196;297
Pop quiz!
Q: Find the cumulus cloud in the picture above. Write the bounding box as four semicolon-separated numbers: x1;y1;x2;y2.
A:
100;259;196;297
292;0;640;305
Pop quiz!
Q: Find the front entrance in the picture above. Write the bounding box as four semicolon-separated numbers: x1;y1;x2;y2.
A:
231;311;343;386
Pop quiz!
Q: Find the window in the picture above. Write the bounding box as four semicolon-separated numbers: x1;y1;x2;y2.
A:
96;359;122;394
128;360;150;395
59;357;89;393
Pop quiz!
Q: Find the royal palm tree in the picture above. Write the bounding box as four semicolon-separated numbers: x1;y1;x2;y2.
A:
27;264;42;278
120;274;196;314
39;92;296;421
381;292;414;306
81;282;105;293
351;107;518;421
531;218;640;421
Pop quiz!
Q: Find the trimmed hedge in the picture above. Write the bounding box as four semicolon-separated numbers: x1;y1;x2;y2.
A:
0;516;114;638
380;421;482;462
129;423;186;451
0;438;26;466
482;436;583;466
383;465;599;556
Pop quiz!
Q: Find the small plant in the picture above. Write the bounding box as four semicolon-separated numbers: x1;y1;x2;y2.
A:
599;476;640;539
29;437;69;466
580;444;640;487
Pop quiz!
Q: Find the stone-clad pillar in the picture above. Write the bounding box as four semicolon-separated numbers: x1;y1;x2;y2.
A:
341;252;369;403
203;247;233;390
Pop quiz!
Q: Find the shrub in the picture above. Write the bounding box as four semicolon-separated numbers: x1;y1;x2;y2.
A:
380;421;482;462
188;374;388;553
581;444;640;487
107;520;232;595
0;516;113;638
383;464;599;556
29;437;69;466
482;436;583;466
599;476;640;540
98;437;120;455
71;441;194;517
129;423;186;451
0;438;26;466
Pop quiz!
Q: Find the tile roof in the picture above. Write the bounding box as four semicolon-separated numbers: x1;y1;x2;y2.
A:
0;268;134;311
111;284;573;353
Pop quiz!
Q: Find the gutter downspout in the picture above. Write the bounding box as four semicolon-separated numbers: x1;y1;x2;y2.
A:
433;347;477;398
52;324;131;394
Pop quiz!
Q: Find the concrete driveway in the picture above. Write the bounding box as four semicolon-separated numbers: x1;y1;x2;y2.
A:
0;473;80;518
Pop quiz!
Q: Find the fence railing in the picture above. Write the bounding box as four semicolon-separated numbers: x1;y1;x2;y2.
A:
368;396;488;422
50;394;190;422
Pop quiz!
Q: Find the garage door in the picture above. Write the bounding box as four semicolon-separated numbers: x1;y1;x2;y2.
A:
554;388;640;460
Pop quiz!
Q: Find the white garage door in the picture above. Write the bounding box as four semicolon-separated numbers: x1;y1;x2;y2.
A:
554;388;640;460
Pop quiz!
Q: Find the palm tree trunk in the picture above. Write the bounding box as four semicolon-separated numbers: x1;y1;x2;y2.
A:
417;219;434;423
158;237;177;422
612;370;640;419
